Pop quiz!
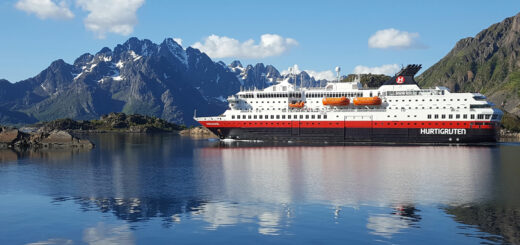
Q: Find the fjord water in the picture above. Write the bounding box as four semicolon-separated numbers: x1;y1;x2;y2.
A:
1;134;519;244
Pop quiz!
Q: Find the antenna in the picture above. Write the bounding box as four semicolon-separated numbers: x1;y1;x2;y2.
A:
335;66;341;82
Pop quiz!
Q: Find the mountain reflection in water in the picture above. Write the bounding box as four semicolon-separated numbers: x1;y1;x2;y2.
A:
0;134;519;244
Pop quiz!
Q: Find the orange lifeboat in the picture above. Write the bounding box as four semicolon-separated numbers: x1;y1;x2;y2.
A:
289;101;305;108
353;96;382;106
322;96;349;106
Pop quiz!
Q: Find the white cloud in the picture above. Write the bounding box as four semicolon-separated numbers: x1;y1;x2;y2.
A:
353;64;400;75
192;34;298;59
368;28;422;49
26;238;73;245
76;0;145;39
83;223;135;245
15;0;74;20
173;37;183;46
282;64;337;81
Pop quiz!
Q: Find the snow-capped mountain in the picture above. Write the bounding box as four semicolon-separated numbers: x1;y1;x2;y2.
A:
0;37;330;125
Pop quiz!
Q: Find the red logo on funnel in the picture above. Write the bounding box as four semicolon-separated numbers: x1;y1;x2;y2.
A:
396;76;405;84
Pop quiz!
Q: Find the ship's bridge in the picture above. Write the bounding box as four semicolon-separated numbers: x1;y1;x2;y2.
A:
324;81;362;91
262;79;296;92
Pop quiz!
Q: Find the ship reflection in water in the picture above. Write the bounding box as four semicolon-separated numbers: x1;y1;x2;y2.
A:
0;134;519;244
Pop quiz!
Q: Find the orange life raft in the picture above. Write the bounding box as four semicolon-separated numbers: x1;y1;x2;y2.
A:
289;101;305;108
322;96;349;106
353;96;382;106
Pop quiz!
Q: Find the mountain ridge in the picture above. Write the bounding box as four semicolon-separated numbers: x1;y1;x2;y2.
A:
0;37;323;126
417;12;520;116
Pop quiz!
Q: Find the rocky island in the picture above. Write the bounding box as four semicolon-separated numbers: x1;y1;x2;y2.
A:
0;127;93;150
34;112;185;133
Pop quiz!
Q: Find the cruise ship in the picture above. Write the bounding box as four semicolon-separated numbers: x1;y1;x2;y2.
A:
195;65;503;143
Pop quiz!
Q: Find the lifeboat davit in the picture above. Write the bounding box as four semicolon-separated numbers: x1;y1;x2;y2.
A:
353;96;382;106
289;101;305;108
322;96;349;106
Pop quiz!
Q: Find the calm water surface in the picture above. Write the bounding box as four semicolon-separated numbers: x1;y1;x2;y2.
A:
1;134;519;244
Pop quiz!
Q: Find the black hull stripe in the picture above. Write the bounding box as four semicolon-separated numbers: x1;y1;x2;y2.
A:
206;127;498;143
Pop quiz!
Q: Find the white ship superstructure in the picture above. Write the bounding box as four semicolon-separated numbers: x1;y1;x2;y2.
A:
196;65;502;143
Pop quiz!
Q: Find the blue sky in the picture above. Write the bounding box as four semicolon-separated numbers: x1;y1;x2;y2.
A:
0;0;518;82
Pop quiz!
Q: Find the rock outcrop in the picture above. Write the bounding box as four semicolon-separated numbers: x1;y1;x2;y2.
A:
179;126;217;138
0;127;93;150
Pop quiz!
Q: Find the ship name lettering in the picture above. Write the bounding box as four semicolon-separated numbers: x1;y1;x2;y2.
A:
420;128;466;135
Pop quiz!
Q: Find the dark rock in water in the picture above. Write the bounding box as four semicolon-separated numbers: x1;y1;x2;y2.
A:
0;126;93;150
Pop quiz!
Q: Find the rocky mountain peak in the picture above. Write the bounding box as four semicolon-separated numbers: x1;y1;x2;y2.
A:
114;37;158;57
97;47;112;56
230;60;242;68
74;53;94;67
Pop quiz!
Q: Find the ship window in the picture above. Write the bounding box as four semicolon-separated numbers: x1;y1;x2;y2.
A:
311;115;315;119
449;115;453;119
435;114;439;119
464;99;467;101
318;115;321;119
282;115;286;119
306;115;309;119
270;115;274;119
428;114;432;119
324;115;327;119
254;115;257;119
300;115;303;119
259;115;263;119
471;114;475;119
478;114;484;119
287;115;291;119
232;115;235;119
276;115;280;119
265;115;268;119
463;114;468;119
456;114;460;119
442;114;446;119
248;115;251;119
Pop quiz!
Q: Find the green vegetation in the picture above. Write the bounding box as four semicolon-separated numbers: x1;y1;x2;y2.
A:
501;111;520;132
341;74;390;88
36;113;185;133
